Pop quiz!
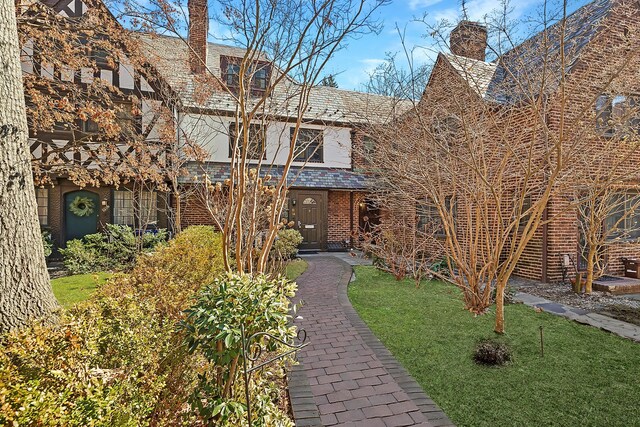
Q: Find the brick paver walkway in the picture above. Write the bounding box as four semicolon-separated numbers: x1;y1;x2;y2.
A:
289;255;453;427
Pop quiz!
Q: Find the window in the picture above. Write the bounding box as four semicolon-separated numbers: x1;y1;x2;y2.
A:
115;102;135;136
36;188;48;226
113;190;158;227
224;62;240;87
113;190;134;226
605;192;640;240
81;118;100;133
221;56;270;93
596;94;640;137
417;197;454;237
292;128;323;163
228;122;266;160
140;191;158;225
363;136;376;158
518;195;532;230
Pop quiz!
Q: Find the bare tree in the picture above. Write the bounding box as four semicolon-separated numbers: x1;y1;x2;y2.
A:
363;0;640;333
1;0;58;332
120;0;390;274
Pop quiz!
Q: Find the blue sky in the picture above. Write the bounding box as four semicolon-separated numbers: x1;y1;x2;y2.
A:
319;0;592;91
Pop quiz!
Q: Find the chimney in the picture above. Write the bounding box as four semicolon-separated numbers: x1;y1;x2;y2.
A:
450;21;487;61
188;0;208;74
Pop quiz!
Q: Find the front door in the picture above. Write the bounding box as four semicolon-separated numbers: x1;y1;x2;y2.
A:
64;190;99;243
293;191;327;250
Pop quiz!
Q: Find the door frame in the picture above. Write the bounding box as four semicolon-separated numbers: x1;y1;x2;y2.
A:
289;190;328;250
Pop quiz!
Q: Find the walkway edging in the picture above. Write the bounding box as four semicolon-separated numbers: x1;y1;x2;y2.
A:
289;255;454;427
515;292;640;342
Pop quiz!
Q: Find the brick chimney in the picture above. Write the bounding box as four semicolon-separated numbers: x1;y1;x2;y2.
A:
450;21;487;61
188;0;208;74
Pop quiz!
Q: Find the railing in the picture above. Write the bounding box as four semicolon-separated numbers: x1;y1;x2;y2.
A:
240;324;309;426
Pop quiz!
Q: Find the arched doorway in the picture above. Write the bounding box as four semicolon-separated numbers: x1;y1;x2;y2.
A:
64;190;100;243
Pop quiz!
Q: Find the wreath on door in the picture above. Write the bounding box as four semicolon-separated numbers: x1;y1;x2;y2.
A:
69;196;95;217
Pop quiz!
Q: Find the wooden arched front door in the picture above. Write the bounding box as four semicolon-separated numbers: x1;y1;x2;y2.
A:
64;190;99;243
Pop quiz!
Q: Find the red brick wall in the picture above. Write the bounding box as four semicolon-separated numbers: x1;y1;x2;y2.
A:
187;0;208;74
178;192;215;228
327;190;366;246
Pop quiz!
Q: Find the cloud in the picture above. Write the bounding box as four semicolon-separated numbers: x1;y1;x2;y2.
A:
408;0;444;10
339;58;386;90
432;0;539;23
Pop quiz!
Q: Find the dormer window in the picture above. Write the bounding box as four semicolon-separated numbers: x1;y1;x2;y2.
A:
221;56;270;94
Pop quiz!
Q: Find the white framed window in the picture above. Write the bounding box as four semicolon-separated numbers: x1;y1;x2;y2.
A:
36;188;49;226
113;190;158;227
113;190;134;226
140;191;158;225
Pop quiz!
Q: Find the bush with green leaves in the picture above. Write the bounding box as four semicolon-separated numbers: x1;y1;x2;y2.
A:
60;224;167;274
180;273;297;426
0;226;226;426
41;229;53;258
271;228;303;260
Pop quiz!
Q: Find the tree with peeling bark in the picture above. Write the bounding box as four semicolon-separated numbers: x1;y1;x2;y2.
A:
0;0;58;332
363;0;640;333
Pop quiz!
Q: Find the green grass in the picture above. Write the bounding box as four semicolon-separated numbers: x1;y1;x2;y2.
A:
51;272;111;309
286;258;308;281
348;266;640;427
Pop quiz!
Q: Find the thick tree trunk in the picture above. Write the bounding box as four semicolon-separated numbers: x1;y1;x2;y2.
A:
0;0;59;332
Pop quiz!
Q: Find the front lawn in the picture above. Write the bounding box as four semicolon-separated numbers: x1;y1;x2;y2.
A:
51;272;111;308
348;266;640;427
286;258;308;281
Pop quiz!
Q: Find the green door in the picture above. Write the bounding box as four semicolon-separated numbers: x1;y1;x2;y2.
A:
64;190;99;243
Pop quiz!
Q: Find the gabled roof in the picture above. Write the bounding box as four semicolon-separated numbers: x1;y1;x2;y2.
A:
139;33;411;125
441;53;498;98
438;0;615;104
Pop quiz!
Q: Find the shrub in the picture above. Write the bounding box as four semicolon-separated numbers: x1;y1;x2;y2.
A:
271;228;303;260
180;273;297;426
473;339;512;366
0;227;226;426
41;229;53;258
60;224;167;274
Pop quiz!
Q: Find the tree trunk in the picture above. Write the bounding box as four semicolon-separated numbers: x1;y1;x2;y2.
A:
585;245;596;294
494;278;506;334
0;0;59;332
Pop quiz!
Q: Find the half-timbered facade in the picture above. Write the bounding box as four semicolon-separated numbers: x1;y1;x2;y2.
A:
21;0;175;248
138;1;408;251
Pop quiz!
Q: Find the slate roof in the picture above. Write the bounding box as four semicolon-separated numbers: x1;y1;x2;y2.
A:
181;163;370;190
138;33;411;124
441;53;498;98
441;0;615;104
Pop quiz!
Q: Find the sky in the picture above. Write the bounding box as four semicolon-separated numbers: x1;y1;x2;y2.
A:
315;0;592;91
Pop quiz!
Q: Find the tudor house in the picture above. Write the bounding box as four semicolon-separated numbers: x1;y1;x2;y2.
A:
417;0;640;283
137;0;405;251
22;0;404;251
21;0;176;248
